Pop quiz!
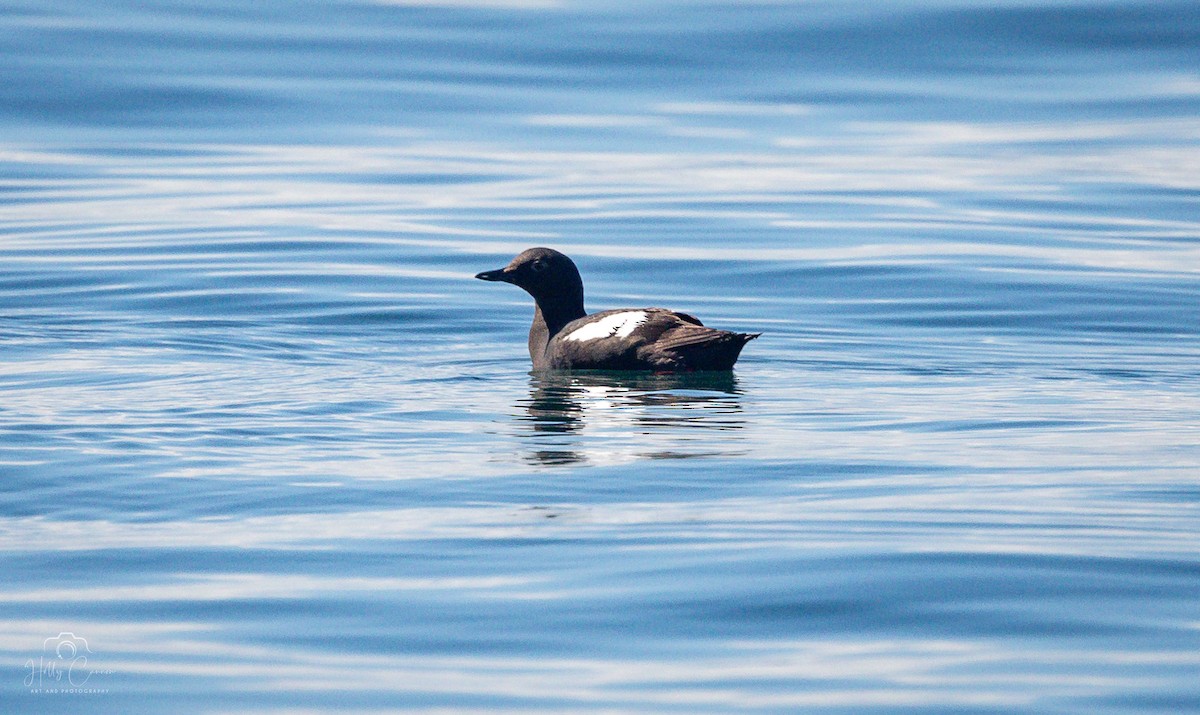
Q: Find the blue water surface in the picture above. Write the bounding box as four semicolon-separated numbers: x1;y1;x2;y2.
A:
2;0;1199;712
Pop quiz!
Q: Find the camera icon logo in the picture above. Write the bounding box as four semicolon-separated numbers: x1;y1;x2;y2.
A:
25;632;105;690
45;633;93;661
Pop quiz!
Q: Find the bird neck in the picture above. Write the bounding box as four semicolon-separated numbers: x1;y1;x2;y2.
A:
532;289;585;339
522;271;585;368
532;298;583;343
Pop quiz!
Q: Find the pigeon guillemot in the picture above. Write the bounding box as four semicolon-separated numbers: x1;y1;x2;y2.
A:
475;247;759;371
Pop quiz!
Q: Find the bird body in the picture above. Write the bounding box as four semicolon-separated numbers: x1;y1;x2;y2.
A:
476;248;758;372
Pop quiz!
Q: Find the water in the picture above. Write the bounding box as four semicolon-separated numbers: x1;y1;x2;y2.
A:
2;0;1199;712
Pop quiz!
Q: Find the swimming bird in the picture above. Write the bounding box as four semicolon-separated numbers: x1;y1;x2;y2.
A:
475;247;759;371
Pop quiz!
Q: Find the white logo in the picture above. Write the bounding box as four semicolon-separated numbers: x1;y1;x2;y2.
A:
24;632;112;694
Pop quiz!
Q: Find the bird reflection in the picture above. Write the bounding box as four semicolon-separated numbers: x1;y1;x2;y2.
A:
516;371;747;466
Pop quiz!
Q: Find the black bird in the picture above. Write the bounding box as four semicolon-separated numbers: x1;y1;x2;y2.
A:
476;247;759;371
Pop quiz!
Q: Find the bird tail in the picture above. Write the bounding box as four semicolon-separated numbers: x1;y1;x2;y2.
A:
668;330;759;371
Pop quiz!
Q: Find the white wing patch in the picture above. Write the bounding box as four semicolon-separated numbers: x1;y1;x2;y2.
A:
563;311;648;342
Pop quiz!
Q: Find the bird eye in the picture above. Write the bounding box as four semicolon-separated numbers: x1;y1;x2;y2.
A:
531;259;547;273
